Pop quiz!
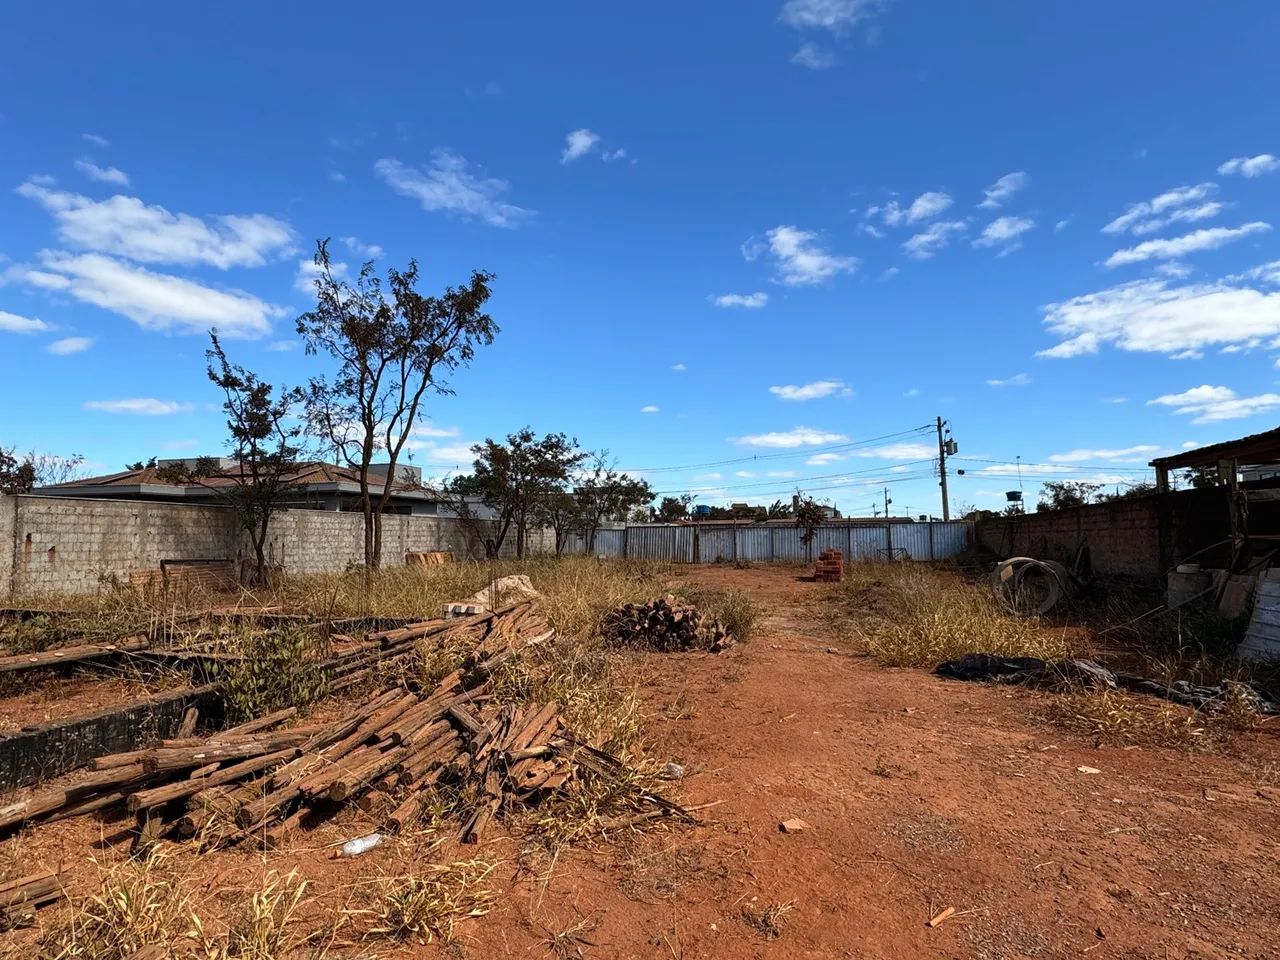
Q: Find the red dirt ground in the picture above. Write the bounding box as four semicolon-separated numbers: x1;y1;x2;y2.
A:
4;565;1280;959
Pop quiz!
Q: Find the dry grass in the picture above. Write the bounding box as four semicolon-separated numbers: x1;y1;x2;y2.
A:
674;584;760;643
740;900;794;940
835;564;1071;667
360;860;494;946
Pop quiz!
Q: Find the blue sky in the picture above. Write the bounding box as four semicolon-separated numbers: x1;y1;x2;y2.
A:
3;1;1280;516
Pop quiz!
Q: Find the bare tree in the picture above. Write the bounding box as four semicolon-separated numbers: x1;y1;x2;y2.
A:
574;453;653;552
0;447;85;493
297;240;497;569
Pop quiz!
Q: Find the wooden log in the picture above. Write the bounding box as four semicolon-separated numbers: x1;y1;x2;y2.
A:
140;732;313;774
267;688;405;788
0;870;63;909
328;745;408;802
0;636;149;673
0;763;148;832
261;804;310;850
176;707;199;739
128;747;298;813
220;706;298;737
459;796;499;844
398;732;462;786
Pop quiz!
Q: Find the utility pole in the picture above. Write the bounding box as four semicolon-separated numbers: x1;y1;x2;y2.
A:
883;486;892;518
936;415;955;521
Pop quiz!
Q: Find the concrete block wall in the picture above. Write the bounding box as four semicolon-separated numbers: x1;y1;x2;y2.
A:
6;495;240;595
1;494;561;599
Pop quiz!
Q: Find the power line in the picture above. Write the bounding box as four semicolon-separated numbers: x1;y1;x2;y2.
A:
951;456;1152;474
653;472;934;501
648;458;936;496
622;424;934;474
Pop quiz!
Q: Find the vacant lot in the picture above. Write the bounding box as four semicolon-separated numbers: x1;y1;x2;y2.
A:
3;561;1278;959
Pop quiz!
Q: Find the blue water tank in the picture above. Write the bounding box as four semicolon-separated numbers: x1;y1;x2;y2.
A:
693;504;712;516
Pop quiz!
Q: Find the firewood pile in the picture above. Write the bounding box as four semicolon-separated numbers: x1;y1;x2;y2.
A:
813;549;844;583
0;602;689;857
602;595;734;653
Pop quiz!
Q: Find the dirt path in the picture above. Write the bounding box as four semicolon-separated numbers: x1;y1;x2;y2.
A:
461;565;1280;960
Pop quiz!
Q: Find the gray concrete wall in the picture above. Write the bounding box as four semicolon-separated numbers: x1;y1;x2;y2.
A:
0;494;557;598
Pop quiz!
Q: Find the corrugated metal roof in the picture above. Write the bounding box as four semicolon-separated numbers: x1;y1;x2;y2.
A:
1151;425;1280;470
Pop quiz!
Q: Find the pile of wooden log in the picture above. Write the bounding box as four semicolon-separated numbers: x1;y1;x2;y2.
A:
601;595;734;653
813;549;844;583
0;601;688;857
0;870;65;929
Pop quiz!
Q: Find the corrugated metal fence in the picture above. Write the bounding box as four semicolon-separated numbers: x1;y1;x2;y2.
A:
565;522;970;563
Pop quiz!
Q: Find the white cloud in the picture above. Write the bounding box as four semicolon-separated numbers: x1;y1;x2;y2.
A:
755;225;858;285
769;379;852;401
986;373;1031;387
17;180;295;269
640;405;660;414
712;292;768;308
294;256;349;295
1054;218;1072;233
1218;154;1279;178
1105;223;1270;267
735;426;848;448
1038;270;1280;359
561;128;601;163
857;222;885;239
73;158;129;186
903;387;920;397
780;0;886;34
1105;396;1128;404
902;220;965;259
374;153;531;228
83;398;193;415
979;172;1029;209
47;336;94;355
791;42;836;69
412;423;461;438
1149;384;1280;424
1155;261;1193;279
671;362;687;372
265;340;297;352
20;251;283;338
974;215;1034;252
341;236;384;259
851;442;933;459
0;310;50;334
602;148;630;162
1102;182;1217;235
882;191;953;227
1047;445;1160;463
766;470;797;478
735;471;755;478
806;452;844;465
420;443;477;465
81;133;110;147
881;266;900;280
1181;441;1198;449
694;472;723;481
1128;202;1225;237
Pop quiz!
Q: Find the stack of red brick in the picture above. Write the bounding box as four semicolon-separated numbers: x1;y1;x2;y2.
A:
814;548;844;583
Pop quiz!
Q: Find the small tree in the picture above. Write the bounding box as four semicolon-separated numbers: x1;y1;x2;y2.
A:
1037;480;1103;511
656;494;694;523
0;447;85;493
298;240;497;570
204;333;305;585
537;489;582;557
453;429;585;558
794;495;827;562
1182;465;1222;489
574;454;653;551
765;498;793;520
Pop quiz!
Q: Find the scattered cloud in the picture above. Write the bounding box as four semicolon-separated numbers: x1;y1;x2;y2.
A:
73;158;129;186
1149;384;1280;423
1102;182;1217;235
341;236;384;259
83;398;193;415
712;292;768;308
766;470;798;478
735;426;849;448
17;180;295;269
1105;222;1270;267
412;423;461;438
374;152;532;228
47;336;94;355
880;191;953;227
640;404;660;413
979;171;1029;209
791;42;836;69
327;171;347;184
561;128;601;163
265;340;297;352
1218;154;1279;178
735;470;755;478
769;379;852;401
857;222;885;239
671;362;687;372
1155;261;1194;279
881;265;900;280
749;225;858;285
986;373;1031;387
19;251;284;338
694;472;723;481
80;133;110;148
294;256;348;295
806;452;844;465
903;387;920;397
974;215;1034;252
1054;218;1072;233
851;442;934;459
0;310;50;334
1105;396;1128;404
602;148;630;162
902;220;965;259
780;0;888;34
1047;445;1159;463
